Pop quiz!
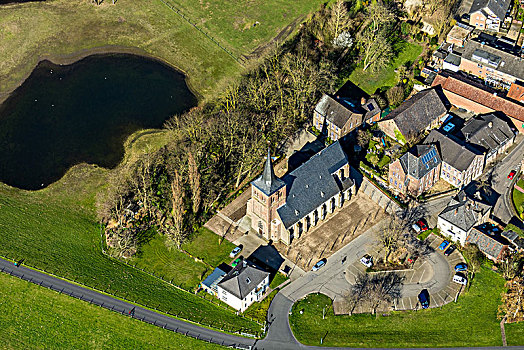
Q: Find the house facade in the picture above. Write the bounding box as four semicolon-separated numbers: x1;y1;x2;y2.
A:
312;94;364;141
246;141;355;245
423;129;484;188
437;190;492;245
388;144;442;197
217;261;269;312
378;88;449;144
458;113;516;164
468;0;511;31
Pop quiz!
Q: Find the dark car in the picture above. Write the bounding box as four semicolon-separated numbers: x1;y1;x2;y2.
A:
418;289;429;309
444;245;456;256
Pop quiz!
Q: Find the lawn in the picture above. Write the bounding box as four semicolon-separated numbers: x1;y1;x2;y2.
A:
0;157;259;334
182;227;236;267
0;0;325;101
512;179;524;218
244;289;279;324
269;272;289;289
0;272;223;350
348;41;423;95
290;268;524;347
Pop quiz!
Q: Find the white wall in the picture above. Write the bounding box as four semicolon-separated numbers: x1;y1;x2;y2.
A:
437;217;469;246
217;275;269;312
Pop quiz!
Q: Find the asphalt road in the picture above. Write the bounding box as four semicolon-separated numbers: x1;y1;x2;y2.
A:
0;258;255;349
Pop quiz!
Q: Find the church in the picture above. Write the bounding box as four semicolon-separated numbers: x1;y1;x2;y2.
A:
246;141;355;245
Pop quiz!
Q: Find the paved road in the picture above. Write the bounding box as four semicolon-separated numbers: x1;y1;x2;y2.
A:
0;258;255;349
489;135;524;223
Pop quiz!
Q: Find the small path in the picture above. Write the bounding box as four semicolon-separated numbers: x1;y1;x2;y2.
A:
501;317;508;347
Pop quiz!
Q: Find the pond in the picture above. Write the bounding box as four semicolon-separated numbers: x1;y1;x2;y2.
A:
0;53;197;190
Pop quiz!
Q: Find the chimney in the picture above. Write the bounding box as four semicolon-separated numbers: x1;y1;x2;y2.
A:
361;96;367;105
488;121;493;128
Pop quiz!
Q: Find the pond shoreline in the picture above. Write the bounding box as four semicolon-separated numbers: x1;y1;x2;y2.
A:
0;45;201;105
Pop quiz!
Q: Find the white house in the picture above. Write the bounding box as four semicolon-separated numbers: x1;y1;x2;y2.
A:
217;261;269;312
437;190;492;245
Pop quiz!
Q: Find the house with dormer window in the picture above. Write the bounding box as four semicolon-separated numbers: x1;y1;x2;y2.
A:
468;0;511;32
246;141;355;245
312;94;365;141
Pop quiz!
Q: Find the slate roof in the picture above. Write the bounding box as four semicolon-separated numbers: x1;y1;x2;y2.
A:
399;144;441;180
431;73;524;121
444;53;462;67
502;230;524;250
217;261;269;300
314;94;363;129
458;113;515;156
201;267;226;289
277;141;352;229
462;40;524;81
469;0;511;19
466;227;508;260
380;88;449;138
439;190;492;232
363;98;381;119
251;149;286;196
423;129;482;171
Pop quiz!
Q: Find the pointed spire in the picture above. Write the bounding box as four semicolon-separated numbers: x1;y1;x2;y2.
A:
262;148;277;186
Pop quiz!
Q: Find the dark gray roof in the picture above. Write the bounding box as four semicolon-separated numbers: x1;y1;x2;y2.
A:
363;98;381;119
469;0;511;20
502;230;524;250
423;129;482;171
462;40;524;80
251;149;286;196
458;113;515;156
218;261;269;300
466;227;508;259
444;53;462;67
439;190;491;232
399;144;441;180
314;94;362;129
277;141;352;228
381;88;449;138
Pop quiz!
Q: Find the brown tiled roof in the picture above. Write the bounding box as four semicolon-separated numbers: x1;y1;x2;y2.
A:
431;74;524;121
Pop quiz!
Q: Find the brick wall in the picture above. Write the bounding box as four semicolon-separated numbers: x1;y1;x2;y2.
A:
460;58;516;86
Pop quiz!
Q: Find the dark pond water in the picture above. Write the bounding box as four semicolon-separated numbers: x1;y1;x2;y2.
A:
0;53;197;190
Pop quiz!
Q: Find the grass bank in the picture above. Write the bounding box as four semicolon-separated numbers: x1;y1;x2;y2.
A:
512;179;524;218
0;272;223;349
290;268;524;347
0;0;324;102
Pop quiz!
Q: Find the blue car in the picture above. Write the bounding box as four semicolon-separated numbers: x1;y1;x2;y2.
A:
418;289;429;309
455;263;468;272
438;241;450;251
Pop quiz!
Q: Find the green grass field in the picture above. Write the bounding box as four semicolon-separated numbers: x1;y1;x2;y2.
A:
512;179;524;217
0;272;223;350
0;0;325;101
349;41;423;95
290;268;524;347
0;161;259;334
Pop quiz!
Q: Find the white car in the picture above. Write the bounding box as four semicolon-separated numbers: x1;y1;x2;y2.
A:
360;254;373;268
312;259;327;271
229;246;242;258
453;274;467;286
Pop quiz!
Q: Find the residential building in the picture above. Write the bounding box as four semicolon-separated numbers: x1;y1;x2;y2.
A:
468;0;512;31
458;113;516;164
217;260;269;312
466;226;510;262
431;72;524;132
443;53;462;72
437;190;492;245
246;141;355;245
201;267;227;296
378;88;449;144
362;97;381;124
501;230;524;252
423;129;484;188
312;94;364;141
446;23;474;47
388;144;442;197
459;39;523;89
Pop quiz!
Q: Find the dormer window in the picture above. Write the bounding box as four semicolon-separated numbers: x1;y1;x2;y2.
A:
246;277;251;284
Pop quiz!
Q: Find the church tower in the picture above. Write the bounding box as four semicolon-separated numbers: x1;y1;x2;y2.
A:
247;149;287;241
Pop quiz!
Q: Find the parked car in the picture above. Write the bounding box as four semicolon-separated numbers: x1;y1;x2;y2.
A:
360;254;373;268
312;258;327;272
412;219;428;233
453;274;467;286
229;245;243;258
444;245;456;256
508;170;516;180
407;255;418;265
455;263;468;272
231;258;242;267
418;289;430;309
438;240;450;251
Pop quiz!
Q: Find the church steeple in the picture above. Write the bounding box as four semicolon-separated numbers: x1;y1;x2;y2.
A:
251;148;286;196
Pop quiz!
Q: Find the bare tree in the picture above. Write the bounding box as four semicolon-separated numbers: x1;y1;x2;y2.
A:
376;218;403;264
328;0;350;40
347;272;403;315
357;28;393;72
463;243;484;281
187;151;201;214
386;85;405;108
168;169;185;248
498;277;524;323
357;129;371;148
